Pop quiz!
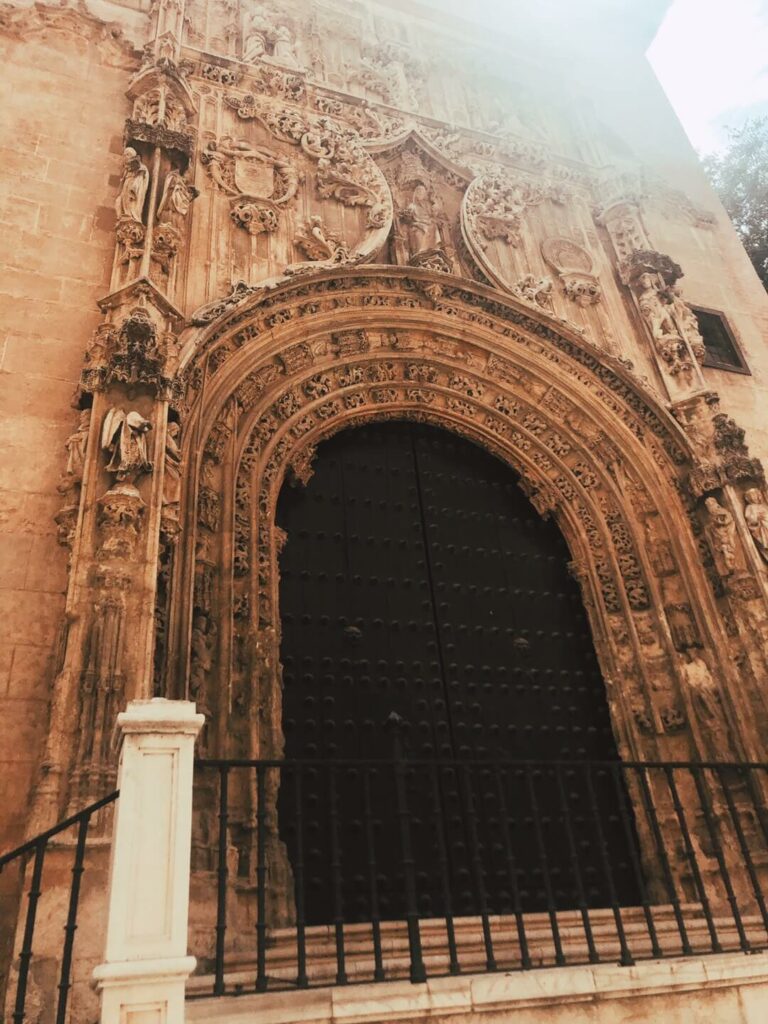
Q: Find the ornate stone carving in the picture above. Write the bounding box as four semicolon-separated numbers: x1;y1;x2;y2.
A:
744;489;768;563
541;236;601;307
293;216;350;263
703;496;737;577
162;421;182;529
350;42;424;109
116;146;150;224
679;651;733;757
101;407;153;485
58;409;91;498
84;307;176;395
464;173;548;248
202;136;300;235
96;484;146;560
512;274;554;312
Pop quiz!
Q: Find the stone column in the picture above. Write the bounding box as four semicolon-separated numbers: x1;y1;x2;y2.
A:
93;699;203;1023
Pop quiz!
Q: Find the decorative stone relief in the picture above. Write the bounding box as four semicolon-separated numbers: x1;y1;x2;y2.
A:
512;274;554;312
202;136;300;235
115;147;149;265
703;496;737;577
101;407;154;484
464;172;549;248
744;489;768;563
293;216;350;263
541;236;601;307
55;409;92;551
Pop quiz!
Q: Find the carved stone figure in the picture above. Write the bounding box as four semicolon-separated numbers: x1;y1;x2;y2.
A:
679;651;731;756
293;216;350;263
744;488;768;563
58;409;91;495
668;282;706;362
115;147;150;223
243;6;271;62
163;421;182;512
101;407;153;483
513;274;554;312
400;183;443;258
704;496;737;576
272;25;299;68
635;271;693;382
157;168;197;227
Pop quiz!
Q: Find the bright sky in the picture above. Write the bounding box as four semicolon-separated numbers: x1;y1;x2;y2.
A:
648;0;768;154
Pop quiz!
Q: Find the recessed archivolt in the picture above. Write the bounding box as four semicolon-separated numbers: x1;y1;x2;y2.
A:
169;288;750;767
176;267;689;471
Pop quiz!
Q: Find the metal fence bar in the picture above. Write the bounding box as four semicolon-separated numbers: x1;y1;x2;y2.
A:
664;765;721;953
55;813;90;1024
611;764;662;959
13;841;46;1024
584;766;634;966
255;764;268;992
189;758;768;1001
689;766;749;952
213;765;229;996
430;762;460;975
293;763;309;988
716;765;768;940
555;765;599;964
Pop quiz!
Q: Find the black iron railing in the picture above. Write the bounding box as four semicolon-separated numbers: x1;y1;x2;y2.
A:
190;755;768;999
0;791;118;1024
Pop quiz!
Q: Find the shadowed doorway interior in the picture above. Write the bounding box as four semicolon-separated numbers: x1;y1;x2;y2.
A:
276;422;639;926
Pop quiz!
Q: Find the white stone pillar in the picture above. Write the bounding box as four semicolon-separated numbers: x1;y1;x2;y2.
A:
93;699;204;1024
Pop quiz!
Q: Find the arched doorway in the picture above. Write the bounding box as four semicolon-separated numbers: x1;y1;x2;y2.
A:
276;422;639;925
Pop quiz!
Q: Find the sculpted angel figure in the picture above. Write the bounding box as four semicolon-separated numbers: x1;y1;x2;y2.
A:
115;147;149;223
101;407;153;483
704;495;737;576
744;488;768;562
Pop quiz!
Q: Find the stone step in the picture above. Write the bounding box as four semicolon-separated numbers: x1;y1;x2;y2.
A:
187;905;768;997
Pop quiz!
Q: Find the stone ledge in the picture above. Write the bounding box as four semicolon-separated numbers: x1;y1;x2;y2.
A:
185;952;768;1024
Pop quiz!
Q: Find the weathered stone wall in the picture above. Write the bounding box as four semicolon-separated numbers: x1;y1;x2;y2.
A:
0;6;138;849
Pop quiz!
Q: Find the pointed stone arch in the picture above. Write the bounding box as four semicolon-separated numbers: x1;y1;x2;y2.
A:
161;266;765;781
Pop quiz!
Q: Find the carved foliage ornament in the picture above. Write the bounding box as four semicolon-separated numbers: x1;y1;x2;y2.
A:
220;96;391;230
464;172;550;249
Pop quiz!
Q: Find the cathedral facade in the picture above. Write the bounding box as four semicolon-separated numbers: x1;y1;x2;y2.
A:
4;0;768;1020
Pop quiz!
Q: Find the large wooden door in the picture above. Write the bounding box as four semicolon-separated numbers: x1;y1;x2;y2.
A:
276;422;638;924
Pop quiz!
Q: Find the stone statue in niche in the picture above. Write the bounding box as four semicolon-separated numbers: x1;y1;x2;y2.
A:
101;407;153;484
635;271;694;383
163;421;182;519
115;147;150;223
243;5;272;62
400;182;444;258
157;168;198;228
668;282;706;362
272;25;299;68
744;488;768;563
679;650;731;756
704;496;737;576
58;409;91;495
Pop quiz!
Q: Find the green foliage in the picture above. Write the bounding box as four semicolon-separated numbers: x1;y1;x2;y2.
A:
703;117;768;290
